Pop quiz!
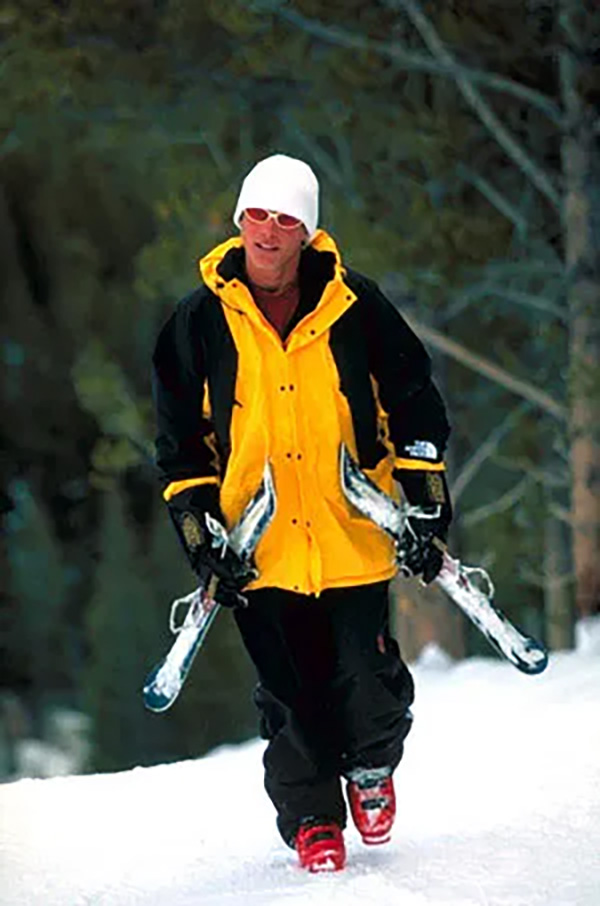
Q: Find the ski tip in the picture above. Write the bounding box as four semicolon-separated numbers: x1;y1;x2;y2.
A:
517;645;549;676
142;663;177;713
143;690;175;713
142;685;174;713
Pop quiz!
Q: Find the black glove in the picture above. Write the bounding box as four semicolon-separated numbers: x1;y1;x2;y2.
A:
167;483;257;607
394;468;452;584
401;508;448;583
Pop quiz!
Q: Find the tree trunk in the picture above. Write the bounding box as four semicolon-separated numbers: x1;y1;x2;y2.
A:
544;505;575;650
391;574;466;663
560;1;600;617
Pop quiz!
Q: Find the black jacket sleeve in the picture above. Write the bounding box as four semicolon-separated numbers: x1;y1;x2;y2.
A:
351;271;452;519
152;293;220;491
350;272;451;463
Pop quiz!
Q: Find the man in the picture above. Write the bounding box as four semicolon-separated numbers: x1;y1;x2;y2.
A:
152;153;452;872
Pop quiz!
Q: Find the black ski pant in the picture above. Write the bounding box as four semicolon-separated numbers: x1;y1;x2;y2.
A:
234;581;414;846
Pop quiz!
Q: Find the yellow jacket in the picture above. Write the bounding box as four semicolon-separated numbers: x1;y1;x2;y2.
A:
152;230;450;595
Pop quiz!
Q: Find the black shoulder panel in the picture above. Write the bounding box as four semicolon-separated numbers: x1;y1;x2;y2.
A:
329;275;389;469
152;286;238;482
184;287;238;469
331;268;450;466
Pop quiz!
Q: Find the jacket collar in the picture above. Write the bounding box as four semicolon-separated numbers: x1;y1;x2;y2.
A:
198;230;357;347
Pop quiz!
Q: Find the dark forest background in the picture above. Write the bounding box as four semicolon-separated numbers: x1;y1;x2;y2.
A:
1;0;598;778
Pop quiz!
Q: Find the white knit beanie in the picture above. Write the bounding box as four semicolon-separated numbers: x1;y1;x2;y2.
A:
233;154;319;239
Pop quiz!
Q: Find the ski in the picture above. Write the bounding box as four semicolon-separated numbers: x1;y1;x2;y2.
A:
340;444;548;675
143;462;277;712
142;585;220;713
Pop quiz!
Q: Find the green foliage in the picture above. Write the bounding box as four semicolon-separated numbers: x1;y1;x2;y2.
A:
134;150;242;313
84;486;256;772
72;340;153;477
83;483;173;772
4;482;69;694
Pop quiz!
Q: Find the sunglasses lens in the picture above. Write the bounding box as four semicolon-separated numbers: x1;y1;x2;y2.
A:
245;208;270;223
244;208;302;229
276;213;302;229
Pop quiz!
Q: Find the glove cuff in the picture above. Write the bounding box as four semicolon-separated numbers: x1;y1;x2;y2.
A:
393;467;453;537
166;483;224;573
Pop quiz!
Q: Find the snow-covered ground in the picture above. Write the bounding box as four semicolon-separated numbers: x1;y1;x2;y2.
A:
1;624;599;906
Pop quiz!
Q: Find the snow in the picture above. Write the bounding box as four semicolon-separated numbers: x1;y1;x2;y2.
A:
2;625;600;906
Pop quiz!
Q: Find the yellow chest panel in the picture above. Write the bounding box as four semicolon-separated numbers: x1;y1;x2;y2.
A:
215;287;397;595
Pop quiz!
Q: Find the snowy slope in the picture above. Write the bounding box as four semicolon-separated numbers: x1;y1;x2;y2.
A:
1;633;599;906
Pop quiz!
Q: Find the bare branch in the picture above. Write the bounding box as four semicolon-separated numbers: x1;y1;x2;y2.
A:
462;475;531;526
443;281;568;323
478;257;564;279
549;501;574;525
457;164;530;234
451;401;531;502
276;7;563;124
398;311;568;421
281;113;349;188
491;454;569;489
518;564;575;589
388;0;562;211
501;288;568;321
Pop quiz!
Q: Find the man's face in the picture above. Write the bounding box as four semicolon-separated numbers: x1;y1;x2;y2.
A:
240;210;307;289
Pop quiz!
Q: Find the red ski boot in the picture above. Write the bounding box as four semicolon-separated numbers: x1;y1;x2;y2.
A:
295;820;346;872
347;768;396;845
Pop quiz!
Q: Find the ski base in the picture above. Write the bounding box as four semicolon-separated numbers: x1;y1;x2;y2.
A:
143;588;220;712
437;555;547;674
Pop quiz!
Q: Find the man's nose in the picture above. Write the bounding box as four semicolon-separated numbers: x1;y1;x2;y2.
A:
262;216;278;236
